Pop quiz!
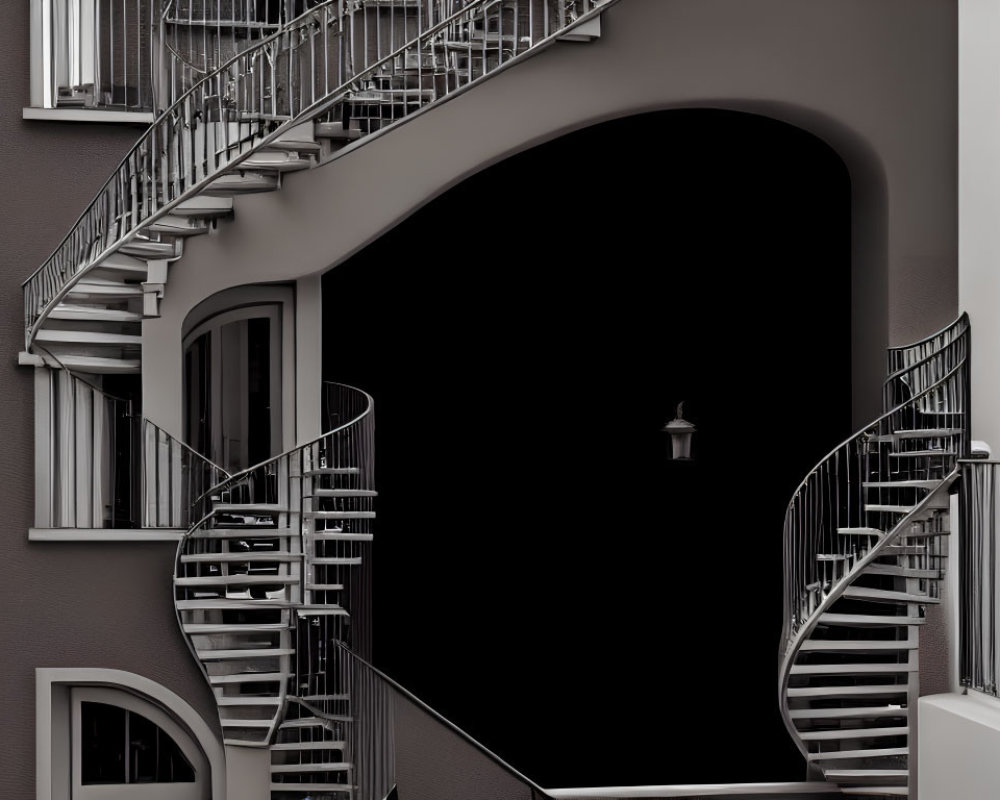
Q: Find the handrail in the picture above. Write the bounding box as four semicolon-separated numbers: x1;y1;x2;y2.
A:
190;384;374;510
882;313;969;384
23;0;616;350
887;313;969;354
335;642;555;799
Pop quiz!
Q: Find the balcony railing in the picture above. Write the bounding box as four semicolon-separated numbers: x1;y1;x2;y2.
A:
959;459;1000;697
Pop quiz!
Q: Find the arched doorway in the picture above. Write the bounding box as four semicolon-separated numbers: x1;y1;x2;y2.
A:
321;109;851;786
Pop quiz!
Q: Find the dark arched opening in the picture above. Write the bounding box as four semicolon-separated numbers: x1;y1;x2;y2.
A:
322;108;852;786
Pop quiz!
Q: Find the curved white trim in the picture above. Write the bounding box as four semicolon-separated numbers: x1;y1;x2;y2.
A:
36;668;225;800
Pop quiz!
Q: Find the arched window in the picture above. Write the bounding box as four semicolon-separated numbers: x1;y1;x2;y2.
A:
71;687;209;799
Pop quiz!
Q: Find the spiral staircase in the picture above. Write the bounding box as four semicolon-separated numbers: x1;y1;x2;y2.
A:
175;383;381;800
779;314;971;799
19;0;614;372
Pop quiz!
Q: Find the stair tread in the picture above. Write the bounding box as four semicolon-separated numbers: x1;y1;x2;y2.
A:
271;762;350;773
894;428;962;437
808;747;909;761
799;726;909;741
175;574;300;586
303;511;375;519
302;467;360;476
839;788;907;796
819;613;925;626
788;685;908;699
790;662;916;675
35;329;142;345
864;505;916;514
309;489;377;497
271;741;346;751
839;527;884;536
213;503;288;513
196;647;295;659
790;706;908;719
209;672;287;684
46;354;141;373
50;305;143;322
181;552;297;563
826;770;908;779
799;639;917;651
184;623;289;634
842;586;938;604
863;480;939;489
864;564;942;579
306;532;374;542
888;449;956;457
220;718;273;728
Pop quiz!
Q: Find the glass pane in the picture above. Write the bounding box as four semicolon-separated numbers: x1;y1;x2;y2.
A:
127;710;196;783
246;316;271;467
80;702;126;784
185;332;211;460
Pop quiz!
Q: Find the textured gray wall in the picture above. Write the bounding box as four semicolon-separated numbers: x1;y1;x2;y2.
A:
0;4;221;798
0;0;960;797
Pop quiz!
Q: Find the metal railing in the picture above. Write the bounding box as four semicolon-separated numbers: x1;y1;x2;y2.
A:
312;643;554;800
142;419;231;527
41;371;137;528
23;0;614;350
958;459;1000;696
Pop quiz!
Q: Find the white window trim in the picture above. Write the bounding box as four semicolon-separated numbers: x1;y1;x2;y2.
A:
36;668;226;800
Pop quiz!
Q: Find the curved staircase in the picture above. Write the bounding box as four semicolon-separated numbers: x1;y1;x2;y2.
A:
779;315;970;799
174;382;377;799
21;0;616;374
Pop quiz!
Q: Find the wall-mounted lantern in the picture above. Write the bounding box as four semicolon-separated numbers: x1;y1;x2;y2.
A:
663;402;696;460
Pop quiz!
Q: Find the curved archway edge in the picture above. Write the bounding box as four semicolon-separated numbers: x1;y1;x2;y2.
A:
145;0;955;437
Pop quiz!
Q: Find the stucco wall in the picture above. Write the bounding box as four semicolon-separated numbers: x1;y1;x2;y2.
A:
144;0;958;434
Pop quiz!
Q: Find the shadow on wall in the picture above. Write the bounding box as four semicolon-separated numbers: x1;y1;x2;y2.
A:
322;108;852;787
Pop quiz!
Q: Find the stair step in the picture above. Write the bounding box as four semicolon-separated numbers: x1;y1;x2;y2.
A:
899;528;950;539
271;762;350;773
181;552;297;563
303;511;375;519
49;304;142;322
309;489;378;498
864;505;916;514
295;605;348;617
205;171;280;195
888;449;956;458
213;503;287;514
197;648;295;660
271;741;346;751
172;195;234;218
790;662;916;675
839;528;884;537
269;785;352;793
825;770;908;784
882;545;927;556
302;467;360;476
90;252;148;277
307;532;374;542
842;586;938;604
66;280;144;300
34;329;141;346
314;121;362;141
863;480;940;489
808;747;909;762
894;428;962;438
310;557;363;566
144;214;209;236
799;726;909;742
193;528;292;539
799;639;916;652
221;718;273;728
864;564;941;579
788;685;908;699
280;716;351;728
175;574;300;587
790;706;908;720
817;554;851;562
209;672;288;685
184;623;289;634
839;788;908;796
218;696;282;706
177;599;300;610
305;583;345;591
261;139;322;156
118;238;179;258
240;151;311;172
818;613;924;627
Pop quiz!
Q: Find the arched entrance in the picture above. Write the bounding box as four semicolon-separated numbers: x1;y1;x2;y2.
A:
321;109;851;785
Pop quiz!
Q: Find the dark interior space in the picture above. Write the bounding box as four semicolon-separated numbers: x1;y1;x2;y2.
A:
322;108;852;788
